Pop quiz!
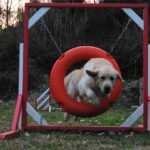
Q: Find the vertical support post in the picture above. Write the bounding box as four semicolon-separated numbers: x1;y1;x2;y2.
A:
18;43;24;95
148;45;150;99
148;101;150;131
11;95;23;131
22;4;29;129
143;6;148;131
148;44;150;131
18;43;24;129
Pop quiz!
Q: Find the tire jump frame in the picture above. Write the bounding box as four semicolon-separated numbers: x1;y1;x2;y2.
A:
0;3;149;139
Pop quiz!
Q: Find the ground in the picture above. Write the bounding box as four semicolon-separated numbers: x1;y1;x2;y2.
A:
0;91;150;149
0;130;150;149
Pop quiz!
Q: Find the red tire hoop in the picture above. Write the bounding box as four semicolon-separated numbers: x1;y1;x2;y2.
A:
50;46;122;117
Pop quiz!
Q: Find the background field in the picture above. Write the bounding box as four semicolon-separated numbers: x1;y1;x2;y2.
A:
0;94;150;150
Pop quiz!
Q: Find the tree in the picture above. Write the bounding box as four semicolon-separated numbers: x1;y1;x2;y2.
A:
6;0;12;28
0;0;12;28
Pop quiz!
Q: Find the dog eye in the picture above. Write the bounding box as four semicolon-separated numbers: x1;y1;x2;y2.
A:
101;76;106;80
110;77;115;81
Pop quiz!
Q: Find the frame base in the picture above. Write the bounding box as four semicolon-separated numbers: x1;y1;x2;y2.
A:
25;125;146;132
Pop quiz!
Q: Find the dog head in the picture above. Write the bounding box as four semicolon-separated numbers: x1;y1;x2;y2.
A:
86;66;122;98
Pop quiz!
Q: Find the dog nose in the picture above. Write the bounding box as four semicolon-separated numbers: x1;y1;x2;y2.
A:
104;86;111;94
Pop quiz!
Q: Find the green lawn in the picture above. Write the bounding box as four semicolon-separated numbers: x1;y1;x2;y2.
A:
0;97;150;150
28;95;141;127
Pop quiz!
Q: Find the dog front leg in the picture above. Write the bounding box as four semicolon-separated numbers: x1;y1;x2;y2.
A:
64;112;71;122
85;88;100;106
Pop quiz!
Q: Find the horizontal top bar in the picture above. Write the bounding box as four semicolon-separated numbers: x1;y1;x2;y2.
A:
25;3;148;9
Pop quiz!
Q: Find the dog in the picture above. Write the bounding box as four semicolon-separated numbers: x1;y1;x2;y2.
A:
64;58;122;121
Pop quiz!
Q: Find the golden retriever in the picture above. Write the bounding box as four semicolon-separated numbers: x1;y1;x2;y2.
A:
64;58;122;121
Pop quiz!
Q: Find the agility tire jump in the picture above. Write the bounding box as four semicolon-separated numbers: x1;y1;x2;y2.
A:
50;46;122;117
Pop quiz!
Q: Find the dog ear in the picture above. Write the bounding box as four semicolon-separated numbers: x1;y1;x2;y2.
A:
117;72;124;82
86;70;97;78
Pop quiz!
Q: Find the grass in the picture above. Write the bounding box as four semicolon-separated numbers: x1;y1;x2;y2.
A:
28;95;140;127
0;102;15;132
0;130;150;150
0;96;150;149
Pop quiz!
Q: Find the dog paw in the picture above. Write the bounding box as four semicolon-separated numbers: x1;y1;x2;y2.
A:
73;116;80;122
64;112;69;122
